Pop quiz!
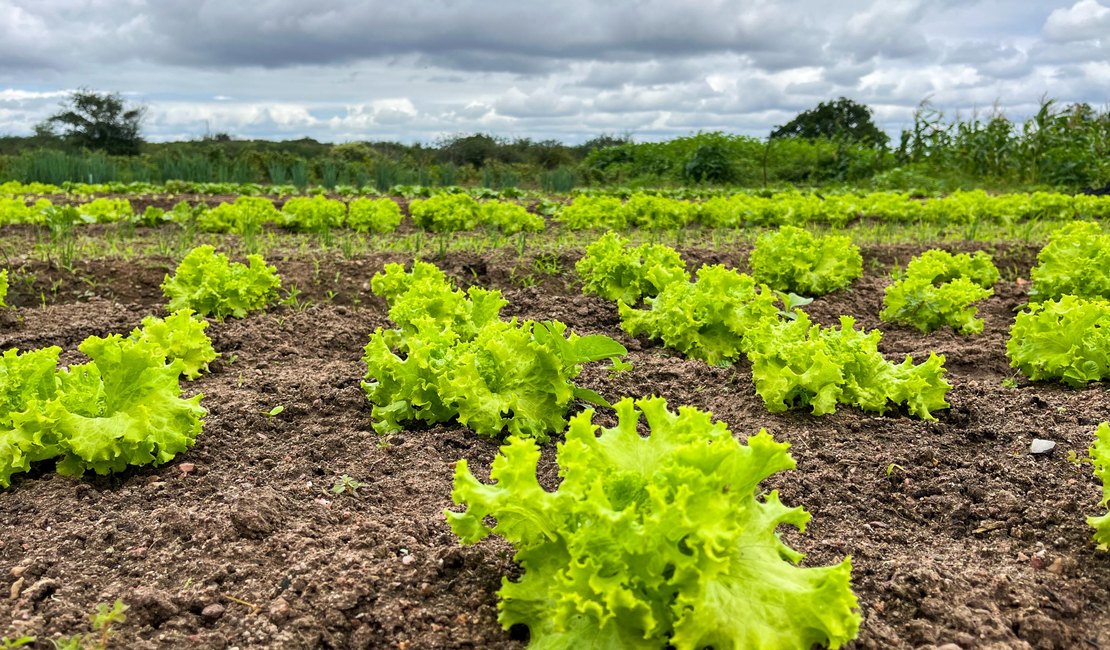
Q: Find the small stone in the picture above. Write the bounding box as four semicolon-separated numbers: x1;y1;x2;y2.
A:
1030;439;1056;455
10;576;24;600
9;566;26;578
1017;552;1029;561
268;597;292;622
200;603;226;621
937;644;964;650
178;462;195;475
401;555;415;566
1047;558;1065;574
1030;555;1046;570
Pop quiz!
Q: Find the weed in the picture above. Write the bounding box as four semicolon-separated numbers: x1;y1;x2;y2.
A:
331;474;367;495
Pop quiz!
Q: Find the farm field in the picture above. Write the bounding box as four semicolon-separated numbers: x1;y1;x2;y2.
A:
2;194;1110;649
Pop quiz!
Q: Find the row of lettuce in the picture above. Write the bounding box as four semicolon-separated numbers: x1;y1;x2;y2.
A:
4;189;1110;238
4;227;1110;648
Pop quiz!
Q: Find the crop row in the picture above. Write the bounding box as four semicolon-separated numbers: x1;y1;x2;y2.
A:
3;189;1110;237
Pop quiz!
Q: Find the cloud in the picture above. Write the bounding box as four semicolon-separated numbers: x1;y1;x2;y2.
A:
1043;0;1110;41
0;1;1105;143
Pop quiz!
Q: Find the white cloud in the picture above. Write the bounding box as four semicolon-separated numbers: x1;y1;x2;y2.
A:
1044;0;1110;41
0;1;1104;143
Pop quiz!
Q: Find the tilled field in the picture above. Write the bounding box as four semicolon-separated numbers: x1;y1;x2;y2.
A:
1;236;1109;649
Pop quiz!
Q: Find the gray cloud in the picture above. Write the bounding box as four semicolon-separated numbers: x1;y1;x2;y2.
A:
0;0;1105;144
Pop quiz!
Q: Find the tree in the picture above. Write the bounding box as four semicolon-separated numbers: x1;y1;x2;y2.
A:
771;97;889;148
38;89;146;155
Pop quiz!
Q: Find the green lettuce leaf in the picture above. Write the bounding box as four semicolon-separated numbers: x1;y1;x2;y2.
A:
162;245;282;320
619;264;779;365
49;334;206;477
130;309;219;380
1089;422;1110;547
576;232;688;305
880;249;998;334
749;225;862;296
0;347;63;488
1029;221;1110;302
1007;296;1110;386
745;312;951;419
446;397;861;649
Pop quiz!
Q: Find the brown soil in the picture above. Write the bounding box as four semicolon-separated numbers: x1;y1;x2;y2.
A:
2;235;1108;649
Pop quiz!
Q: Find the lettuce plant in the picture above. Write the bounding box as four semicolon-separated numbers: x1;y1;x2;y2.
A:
129;309;218;380
363;262;627;440
749;226;862;296
1007;296;1110;386
1029;221;1110;302
447;397;861;649
410;193;479;232
280;195;346;233
745;312;951;419
1;333;206;488
195;197;280;234
619;264;779;365
347;197;402;233
556;195;626;230
478;201;544;234
0;269;8;308
622;192;696;230
576;232;688;304
1089;422;1110;547
0;347;64;487
162;245;282;320
881;249;999;334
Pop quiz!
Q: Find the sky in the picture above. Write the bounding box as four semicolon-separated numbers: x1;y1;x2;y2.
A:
0;0;1107;145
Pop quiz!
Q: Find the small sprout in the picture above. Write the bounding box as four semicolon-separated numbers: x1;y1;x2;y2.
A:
331;474;366;495
885;463;906;477
1066;450;1091;467
1001;377;1018;389
1;638;35;649
775;291;815;319
262;405;285;417
607;357;633;374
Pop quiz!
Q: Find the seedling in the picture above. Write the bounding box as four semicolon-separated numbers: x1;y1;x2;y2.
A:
52;599;128;650
262;405;284;417
331;474;366;495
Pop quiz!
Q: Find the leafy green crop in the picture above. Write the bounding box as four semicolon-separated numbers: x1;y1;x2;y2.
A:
347;197;402;233
478;201;544;234
129;310;218;380
576;232;688;304
76;198;133;223
280;195;346;233
1;332;206;488
745;312;951;419
881;249;999;334
195;197;280;234
362;261;627;440
1007;296;1110;386
410;193;479;232
623;192;696;230
749;225;862;295
0;347;64;487
619;264;779;365
1089;422;1110;547
162;245;281;320
556;195;626;230
446;397;861;649
1029;221;1110;302
0;269;8;308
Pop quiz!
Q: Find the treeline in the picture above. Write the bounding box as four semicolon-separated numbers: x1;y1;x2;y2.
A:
0;98;1106;192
